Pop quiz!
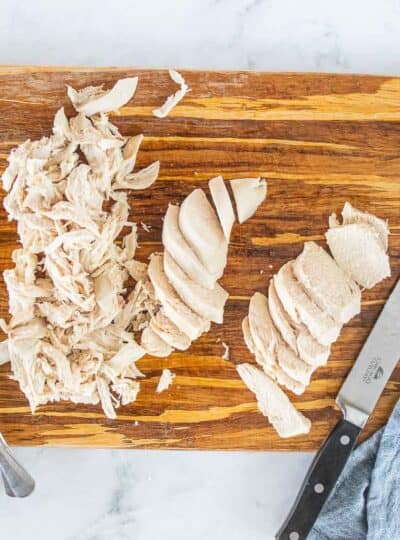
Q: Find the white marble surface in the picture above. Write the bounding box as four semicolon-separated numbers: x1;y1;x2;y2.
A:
0;1;399;539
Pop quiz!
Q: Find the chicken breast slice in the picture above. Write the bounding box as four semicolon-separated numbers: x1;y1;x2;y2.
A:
163;250;229;324
326;222;391;289
237;363;311;438
148;253;210;340
179;189;228;278
162;204;217;289
269;279;331;367
274;261;342;346
293;242;361;324
248;292;307;394
208;176;235;240
150;310;192;351
242;316;255;354
337;202;389;251
230;178;267;223
140;326;173;358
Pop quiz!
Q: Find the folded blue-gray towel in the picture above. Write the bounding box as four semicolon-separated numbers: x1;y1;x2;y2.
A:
308;398;400;540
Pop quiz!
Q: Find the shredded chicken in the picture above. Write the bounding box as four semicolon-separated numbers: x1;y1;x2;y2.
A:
221;341;230;360
153;70;189;118
0;79;160;418
156;368;175;393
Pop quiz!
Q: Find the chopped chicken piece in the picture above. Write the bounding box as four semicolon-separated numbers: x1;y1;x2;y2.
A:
237;363;311;438
124;260;148;282
293;242;361;324
150;310;192;351
209;176;235;240
163;250;229;323
268;281;329;367
230;178;267;223
333;201;389;251
274;262;342;346
179;189;228;279
141;326;173;358
221;342;230;360
108;342;146;376
248;292;309;394
156;368;176;393
153;69;189;118
113;161;160;191
242;316;255;354
326;213;391;289
148;253;210;340
0;340;10;366
67;77;138;116
162;204;217;289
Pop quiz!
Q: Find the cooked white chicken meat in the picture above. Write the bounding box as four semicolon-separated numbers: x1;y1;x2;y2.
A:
153;69;189;119
230;178;267;223
141;326;173;358
148;253;210;341
162;204;217;289
179;189;228;278
332;201;389;251
150;310;192;351
67;77;138;116
163;250;229;323
248;292;307;395
209;176;235;240
156;368;176;393
0;79;162;418
268;281;330;367
326;204;391;289
293;242;361;324
274;262;342;346
237;363;311;438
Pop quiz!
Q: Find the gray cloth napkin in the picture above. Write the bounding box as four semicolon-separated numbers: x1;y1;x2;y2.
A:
308;398;400;540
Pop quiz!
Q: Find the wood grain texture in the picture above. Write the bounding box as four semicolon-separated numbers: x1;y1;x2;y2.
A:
0;67;399;450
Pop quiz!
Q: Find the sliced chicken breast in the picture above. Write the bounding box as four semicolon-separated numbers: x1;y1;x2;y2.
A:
337;202;389;251
141;326;173;358
242;316;255;354
293;241;361;323
163;250;229;323
208;176;235;240
247;292;307;395
179;189;228;278
326;222;391;289
162;204;217;289
230;178;267;223
237;363;311;438
274;261;341;346
148;253;210;340
275;343;314;387
150;310;192;351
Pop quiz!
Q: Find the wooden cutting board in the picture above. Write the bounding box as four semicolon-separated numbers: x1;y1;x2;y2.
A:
0;66;399;450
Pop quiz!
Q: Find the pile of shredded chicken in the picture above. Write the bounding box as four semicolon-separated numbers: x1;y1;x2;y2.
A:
0;78;163;418
0;74;268;420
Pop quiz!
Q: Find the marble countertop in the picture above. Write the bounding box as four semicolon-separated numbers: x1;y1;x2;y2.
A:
0;1;399;539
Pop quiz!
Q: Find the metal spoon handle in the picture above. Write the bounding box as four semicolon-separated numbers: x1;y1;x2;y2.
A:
0;433;35;497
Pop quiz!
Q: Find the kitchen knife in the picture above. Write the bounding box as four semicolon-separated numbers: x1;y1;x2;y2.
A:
276;278;400;540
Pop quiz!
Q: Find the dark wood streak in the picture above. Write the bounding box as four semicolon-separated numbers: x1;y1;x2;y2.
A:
0;67;398;450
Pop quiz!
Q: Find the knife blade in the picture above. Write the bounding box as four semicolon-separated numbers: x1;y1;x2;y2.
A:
276;278;400;540
336;278;400;428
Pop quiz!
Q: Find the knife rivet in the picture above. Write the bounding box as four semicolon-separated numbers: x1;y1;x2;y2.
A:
314;483;324;494
340;435;350;446
289;532;300;540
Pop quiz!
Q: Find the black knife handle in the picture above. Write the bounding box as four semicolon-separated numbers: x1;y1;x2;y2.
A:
275;419;362;540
